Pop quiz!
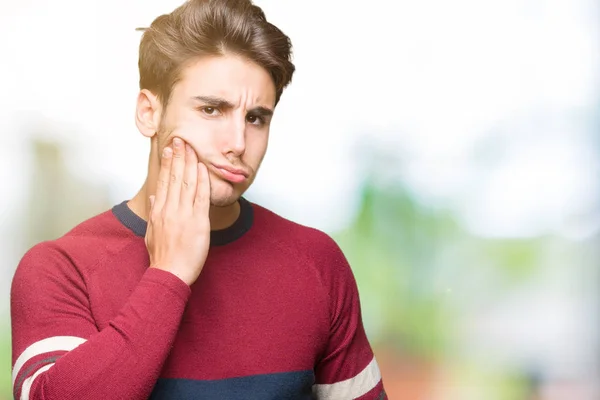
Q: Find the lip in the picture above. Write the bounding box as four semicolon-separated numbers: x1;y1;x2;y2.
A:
213;164;249;177
211;164;249;183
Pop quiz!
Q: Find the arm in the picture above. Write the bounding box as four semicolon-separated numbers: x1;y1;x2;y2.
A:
11;243;190;400
312;236;387;400
12;138;211;400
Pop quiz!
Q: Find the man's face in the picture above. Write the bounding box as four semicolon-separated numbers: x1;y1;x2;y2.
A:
158;54;276;207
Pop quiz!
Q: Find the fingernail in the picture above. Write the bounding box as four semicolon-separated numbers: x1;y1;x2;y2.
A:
173;138;182;147
185;143;192;153
163;147;172;157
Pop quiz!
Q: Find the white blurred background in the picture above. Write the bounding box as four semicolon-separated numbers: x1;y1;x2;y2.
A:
1;0;599;398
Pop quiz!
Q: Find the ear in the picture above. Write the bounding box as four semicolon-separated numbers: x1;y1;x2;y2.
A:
135;89;162;138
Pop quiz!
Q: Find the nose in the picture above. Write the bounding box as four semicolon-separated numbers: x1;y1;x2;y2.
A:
224;116;246;157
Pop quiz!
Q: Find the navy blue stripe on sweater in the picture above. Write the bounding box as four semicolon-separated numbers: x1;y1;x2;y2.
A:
149;370;315;400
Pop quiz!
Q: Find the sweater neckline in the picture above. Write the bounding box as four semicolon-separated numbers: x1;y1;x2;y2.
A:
111;197;254;246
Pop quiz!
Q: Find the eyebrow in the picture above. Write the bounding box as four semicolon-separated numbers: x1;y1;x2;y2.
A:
192;95;274;118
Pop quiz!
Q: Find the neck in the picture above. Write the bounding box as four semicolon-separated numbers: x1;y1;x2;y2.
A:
127;137;241;231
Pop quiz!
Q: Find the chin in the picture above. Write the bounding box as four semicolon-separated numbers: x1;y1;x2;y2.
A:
210;196;239;207
209;180;246;207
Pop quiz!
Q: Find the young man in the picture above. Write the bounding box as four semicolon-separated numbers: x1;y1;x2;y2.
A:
11;0;386;399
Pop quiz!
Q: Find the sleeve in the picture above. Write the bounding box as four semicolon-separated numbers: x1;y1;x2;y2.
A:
312;235;387;400
10;241;191;400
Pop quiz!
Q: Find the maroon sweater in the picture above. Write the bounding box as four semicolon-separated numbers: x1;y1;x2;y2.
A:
11;197;386;399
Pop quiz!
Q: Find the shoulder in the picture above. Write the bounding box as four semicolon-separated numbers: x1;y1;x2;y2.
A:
250;201;351;277
13;206;135;283
252;201;342;251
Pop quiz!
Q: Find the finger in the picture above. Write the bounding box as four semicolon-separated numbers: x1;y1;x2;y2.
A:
153;146;173;213
148;195;155;214
165;137;185;211
146;195;155;241
194;162;211;215
181;143;198;207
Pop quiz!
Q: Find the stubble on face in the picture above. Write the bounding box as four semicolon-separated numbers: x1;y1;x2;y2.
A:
153;117;249;209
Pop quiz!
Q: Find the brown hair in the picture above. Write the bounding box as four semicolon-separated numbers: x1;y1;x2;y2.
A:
137;0;295;106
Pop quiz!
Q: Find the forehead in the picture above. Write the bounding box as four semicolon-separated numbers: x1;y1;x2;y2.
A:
174;54;276;107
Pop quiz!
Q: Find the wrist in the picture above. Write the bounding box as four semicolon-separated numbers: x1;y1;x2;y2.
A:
149;264;195;286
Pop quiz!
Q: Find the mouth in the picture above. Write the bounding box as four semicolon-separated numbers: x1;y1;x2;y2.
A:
211;164;249;184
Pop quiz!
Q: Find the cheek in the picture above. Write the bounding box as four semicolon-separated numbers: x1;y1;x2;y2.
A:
245;132;269;162
172;115;220;155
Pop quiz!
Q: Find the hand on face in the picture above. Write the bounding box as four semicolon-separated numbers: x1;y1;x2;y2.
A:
160;125;256;208
145;137;211;286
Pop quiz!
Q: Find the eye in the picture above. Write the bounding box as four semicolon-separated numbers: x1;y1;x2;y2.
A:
246;114;265;126
199;106;221;116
